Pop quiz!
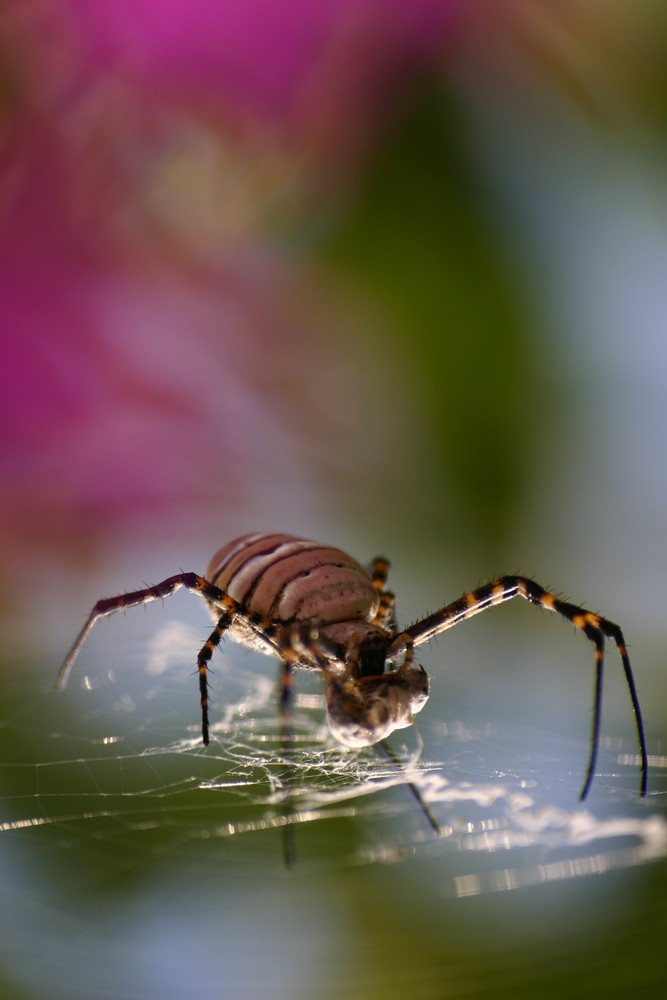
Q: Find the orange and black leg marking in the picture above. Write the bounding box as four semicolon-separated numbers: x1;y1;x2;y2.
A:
369;555;397;632
196;595;239;745
56;572;278;746
197;600;299;744
401;575;647;799
197;606;303;743
369;556;391;592
373;590;397;632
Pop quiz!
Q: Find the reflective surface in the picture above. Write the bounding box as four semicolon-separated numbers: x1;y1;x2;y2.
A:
1;608;665;998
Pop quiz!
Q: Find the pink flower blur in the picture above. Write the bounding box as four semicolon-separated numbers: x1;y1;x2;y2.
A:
64;0;462;119
0;0;462;611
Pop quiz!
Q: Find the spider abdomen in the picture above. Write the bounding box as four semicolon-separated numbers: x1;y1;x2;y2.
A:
206;532;380;625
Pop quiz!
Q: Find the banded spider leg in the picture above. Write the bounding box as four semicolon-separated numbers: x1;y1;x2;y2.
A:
387;575;648;799
56;572;284;746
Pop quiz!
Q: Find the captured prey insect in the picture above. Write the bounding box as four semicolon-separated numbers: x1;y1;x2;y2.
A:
56;532;648;799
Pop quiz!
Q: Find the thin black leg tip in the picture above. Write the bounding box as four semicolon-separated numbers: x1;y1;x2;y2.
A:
578;775;593;802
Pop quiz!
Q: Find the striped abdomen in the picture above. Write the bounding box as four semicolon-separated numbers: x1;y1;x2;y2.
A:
206;533;380;625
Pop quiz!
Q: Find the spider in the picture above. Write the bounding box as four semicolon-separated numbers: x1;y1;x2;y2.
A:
56;532;648;799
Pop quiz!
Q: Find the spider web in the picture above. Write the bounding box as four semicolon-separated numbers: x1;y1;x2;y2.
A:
1;615;666;893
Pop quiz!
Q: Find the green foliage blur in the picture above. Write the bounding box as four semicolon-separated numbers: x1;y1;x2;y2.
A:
322;83;541;550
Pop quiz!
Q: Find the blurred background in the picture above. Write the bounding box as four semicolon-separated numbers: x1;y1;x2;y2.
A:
1;1;666;998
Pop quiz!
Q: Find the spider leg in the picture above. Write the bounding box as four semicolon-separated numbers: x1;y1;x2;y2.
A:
56;572;237;690
580;633;604;801
369;557;398;632
196;606;290;744
272;622;355;739
57;572;251;745
278;644;298;717
373;591;397;631
280;623;343;707
196;605;240;745
386;631;415;675
396;576;647;799
369;556;391;592
379;740;441;835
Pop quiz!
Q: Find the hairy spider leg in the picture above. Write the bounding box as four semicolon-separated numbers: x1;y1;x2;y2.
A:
55;573;231;688
390;575;647;800
55;572;285;745
196;604;239;744
369;556;397;632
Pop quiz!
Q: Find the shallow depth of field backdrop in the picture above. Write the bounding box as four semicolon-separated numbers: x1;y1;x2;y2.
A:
1;3;666;998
